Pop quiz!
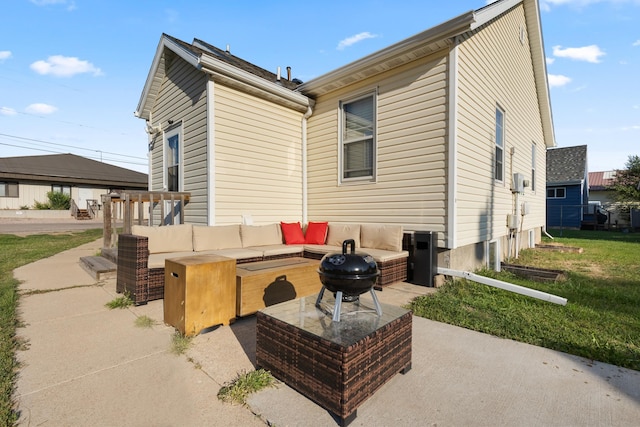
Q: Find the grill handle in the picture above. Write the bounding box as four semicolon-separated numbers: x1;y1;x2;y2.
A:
342;239;356;255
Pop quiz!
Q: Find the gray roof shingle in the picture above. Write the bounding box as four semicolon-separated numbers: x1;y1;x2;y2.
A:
546;145;588;184
0;153;147;188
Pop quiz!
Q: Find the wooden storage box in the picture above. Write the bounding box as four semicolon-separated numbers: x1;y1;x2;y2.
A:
164;255;236;336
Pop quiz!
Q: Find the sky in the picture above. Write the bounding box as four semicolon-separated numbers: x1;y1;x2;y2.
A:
1;0;638;174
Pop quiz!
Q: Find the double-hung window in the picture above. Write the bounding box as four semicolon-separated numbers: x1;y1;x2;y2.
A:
547;188;565;199
341;92;376;182
494;107;505;182
165;128;180;192
51;184;71;195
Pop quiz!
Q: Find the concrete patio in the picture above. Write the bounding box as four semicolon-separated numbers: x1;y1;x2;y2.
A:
12;238;640;426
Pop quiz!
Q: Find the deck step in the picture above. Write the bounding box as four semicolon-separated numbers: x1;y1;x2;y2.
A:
80;256;117;280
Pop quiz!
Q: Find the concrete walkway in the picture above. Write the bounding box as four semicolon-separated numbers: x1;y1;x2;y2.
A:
12;239;640;426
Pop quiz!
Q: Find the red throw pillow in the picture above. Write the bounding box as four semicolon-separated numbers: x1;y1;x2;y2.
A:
280;222;305;245
304;221;328;244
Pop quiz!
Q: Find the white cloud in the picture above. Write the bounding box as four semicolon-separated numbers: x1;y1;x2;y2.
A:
0;107;17;116
0;51;11;61
546;57;555;65
25;103;58;115
30;0;76;11
548;74;572;87
30;55;103;77
552;45;605;63
633;40;640;46
337;32;378;50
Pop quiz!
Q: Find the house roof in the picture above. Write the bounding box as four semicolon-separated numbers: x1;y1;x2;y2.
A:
546;145;588;185
136;34;310;120
589;170;616;191
0;154;148;189
297;0;554;148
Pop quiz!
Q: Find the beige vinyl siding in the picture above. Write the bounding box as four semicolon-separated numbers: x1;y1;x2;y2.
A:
455;4;546;248
213;84;304;225
150;53;209;224
307;52;449;232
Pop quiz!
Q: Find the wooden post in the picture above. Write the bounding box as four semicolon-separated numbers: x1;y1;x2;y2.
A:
102;194;112;249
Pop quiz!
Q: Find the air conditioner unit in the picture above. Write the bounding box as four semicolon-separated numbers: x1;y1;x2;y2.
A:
512;173;525;193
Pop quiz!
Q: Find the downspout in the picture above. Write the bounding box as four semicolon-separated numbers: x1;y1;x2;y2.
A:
446;36;460;250
438;267;567;305
302;105;313;224
206;79;216;225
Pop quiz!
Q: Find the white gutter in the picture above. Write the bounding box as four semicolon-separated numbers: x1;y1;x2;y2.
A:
438;267;567;305
301;105;313;224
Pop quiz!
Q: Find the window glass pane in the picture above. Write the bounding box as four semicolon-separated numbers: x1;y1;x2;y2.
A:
167;135;179;166
557;188;565;198
167;165;179;192
343;97;373;142
344;140;373;178
494;108;504;181
495;146;503;181
495;109;504;148
547;189;554;198
8;183;18;197
0;184;5;197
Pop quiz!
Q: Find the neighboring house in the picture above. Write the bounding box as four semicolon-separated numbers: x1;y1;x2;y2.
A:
0;153;148;213
136;0;555;272
589;170;629;227
546;145;588;229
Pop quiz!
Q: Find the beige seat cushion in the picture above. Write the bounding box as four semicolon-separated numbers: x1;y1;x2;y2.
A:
241;224;283;247
131;224;193;254
249;244;303;258
326;223;361;248
147;251;197;269
360;224;403;252
361;248;409;263
192;225;242;251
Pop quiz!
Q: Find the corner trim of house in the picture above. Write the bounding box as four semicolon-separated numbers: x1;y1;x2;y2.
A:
446;37;459;250
207;79;216;225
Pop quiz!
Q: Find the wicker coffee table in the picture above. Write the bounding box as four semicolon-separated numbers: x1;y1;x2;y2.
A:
256;295;412;426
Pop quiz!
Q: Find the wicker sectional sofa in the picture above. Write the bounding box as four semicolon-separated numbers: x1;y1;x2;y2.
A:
116;222;408;305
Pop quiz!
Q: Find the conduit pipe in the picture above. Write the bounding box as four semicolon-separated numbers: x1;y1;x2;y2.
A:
437;267;567;306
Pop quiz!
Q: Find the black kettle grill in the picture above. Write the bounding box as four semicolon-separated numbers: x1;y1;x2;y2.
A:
316;239;382;321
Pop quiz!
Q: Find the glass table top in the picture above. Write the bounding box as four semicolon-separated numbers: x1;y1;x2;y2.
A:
259;291;411;347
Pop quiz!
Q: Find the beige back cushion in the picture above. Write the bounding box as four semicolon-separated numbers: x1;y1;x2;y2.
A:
326;223;361;248
240;224;283;247
360;224;403;252
192;225;242;251
131;224;193;254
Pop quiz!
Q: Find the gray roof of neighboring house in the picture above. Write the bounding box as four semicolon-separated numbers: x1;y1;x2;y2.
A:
546;145;588;185
0;153;148;189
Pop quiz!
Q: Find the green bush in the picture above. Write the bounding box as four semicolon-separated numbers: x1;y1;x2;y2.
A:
47;191;71;210
33;200;51;210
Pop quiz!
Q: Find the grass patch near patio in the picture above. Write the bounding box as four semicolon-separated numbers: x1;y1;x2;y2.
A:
409;230;640;371
0;228;102;426
218;369;276;405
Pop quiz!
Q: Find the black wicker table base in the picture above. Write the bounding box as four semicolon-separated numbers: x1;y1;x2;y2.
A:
256;295;412;426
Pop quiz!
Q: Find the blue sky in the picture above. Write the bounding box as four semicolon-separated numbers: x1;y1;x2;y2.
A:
1;0;638;174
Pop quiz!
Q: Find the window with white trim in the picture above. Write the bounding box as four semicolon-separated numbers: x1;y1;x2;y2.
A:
0;182;18;197
494;107;505;182
531;142;536;192
547;187;566;198
165;128;180;192
340;92;376;182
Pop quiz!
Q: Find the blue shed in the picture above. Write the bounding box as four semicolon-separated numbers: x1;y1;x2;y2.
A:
546;145;589;229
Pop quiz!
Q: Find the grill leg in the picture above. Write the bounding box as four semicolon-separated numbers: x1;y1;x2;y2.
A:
369;288;383;316
332;291;343;322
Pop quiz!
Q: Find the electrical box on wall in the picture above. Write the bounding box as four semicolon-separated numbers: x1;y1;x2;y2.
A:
507;214;519;229
512;173;525;193
521;201;531;215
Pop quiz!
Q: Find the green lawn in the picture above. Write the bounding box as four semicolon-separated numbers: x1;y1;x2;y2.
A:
409;230;640;371
0;229;102;426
